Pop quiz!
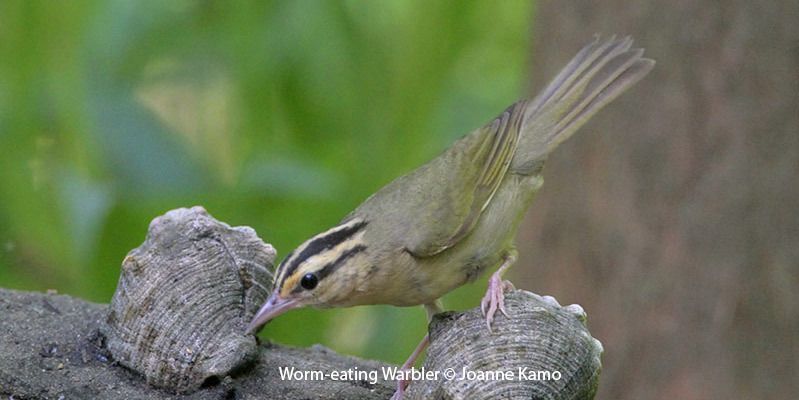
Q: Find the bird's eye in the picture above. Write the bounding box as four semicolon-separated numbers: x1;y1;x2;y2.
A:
300;273;319;290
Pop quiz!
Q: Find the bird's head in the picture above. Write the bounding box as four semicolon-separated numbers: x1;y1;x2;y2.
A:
247;218;369;334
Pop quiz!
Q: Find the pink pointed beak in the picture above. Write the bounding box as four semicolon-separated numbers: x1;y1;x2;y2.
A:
246;292;302;334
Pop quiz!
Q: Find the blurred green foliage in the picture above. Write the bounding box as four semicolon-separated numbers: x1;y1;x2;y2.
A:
0;0;534;363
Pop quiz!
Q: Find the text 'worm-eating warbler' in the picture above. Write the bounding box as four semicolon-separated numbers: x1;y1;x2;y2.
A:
247;36;653;397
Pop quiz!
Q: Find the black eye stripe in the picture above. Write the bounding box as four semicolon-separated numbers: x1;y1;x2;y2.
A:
290;244;367;294
278;220;367;286
316;244;367;280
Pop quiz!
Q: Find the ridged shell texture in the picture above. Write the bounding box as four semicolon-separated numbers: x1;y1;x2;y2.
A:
103;206;274;392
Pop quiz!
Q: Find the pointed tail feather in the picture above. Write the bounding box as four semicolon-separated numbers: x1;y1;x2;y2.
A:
513;36;654;170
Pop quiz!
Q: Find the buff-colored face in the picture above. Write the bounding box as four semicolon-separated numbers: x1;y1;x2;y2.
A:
247;219;369;333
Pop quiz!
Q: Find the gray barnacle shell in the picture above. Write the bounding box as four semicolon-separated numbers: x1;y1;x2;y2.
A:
406;290;602;400
102;206;274;392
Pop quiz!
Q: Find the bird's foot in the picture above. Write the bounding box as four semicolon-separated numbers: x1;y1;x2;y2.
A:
480;250;518;334
480;272;514;333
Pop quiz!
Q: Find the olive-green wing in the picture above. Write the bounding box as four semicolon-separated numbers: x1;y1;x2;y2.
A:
397;36;653;258
404;101;527;258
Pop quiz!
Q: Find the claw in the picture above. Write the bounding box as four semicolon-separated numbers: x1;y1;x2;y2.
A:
481;274;507;332
499;280;515;318
480;252;517;333
498;296;509;318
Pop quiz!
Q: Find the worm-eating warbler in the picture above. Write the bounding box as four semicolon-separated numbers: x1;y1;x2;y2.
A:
248;36;652;354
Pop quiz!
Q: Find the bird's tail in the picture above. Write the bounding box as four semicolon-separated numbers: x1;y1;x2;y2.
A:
512;36;654;171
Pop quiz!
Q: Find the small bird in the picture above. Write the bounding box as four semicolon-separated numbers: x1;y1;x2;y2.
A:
248;36;653;398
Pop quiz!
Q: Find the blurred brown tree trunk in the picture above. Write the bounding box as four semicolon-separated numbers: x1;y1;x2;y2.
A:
518;2;799;399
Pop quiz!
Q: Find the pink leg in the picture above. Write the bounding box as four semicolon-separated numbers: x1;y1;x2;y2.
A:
391;301;442;400
480;250;517;333
391;334;429;400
